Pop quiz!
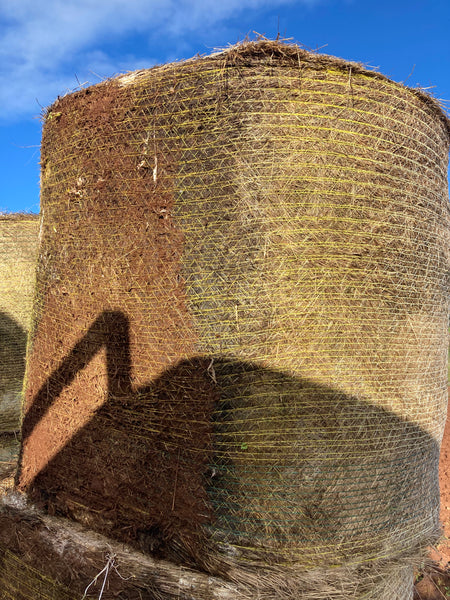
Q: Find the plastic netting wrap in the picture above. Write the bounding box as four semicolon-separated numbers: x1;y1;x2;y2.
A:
0;492;419;600
9;41;450;598
0;215;39;485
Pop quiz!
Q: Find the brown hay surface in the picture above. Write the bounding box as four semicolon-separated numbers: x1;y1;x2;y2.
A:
14;39;450;598
414;563;450;600
0;491;426;599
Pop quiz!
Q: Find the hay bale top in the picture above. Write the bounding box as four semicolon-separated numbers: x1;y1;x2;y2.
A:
0;213;40;223
28;37;449;573
47;40;450;137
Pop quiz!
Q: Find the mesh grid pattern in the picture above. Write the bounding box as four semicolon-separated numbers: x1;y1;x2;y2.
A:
0;215;39;486
0;548;76;600
11;41;450;598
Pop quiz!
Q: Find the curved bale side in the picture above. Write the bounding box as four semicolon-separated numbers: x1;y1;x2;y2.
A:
16;41;450;599
0;215;39;441
0;492;420;600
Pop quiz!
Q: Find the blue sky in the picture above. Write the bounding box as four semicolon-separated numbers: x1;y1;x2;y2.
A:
1;0;449;213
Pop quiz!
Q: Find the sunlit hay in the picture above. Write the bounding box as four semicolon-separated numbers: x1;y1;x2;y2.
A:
0;214;39;436
16;40;450;599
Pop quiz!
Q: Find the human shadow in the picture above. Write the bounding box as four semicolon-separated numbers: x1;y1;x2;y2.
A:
17;310;441;569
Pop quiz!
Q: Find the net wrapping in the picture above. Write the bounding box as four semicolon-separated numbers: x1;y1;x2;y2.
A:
10;41;450;599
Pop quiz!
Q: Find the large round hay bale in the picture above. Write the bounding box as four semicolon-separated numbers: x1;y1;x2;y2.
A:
17;41;449;598
0;214;39;437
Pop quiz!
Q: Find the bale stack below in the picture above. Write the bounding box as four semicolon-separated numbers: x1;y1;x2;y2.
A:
9;41;450;599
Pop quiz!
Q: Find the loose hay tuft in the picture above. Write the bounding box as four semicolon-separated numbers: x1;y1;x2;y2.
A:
10;40;450;598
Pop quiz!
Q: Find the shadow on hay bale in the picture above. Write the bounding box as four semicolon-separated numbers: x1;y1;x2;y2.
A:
0;312;27;431
0;312;27;481
17;311;439;577
0;491;422;600
0;213;40;442
12;39;450;600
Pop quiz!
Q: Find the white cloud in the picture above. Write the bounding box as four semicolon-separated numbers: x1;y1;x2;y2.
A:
0;0;311;121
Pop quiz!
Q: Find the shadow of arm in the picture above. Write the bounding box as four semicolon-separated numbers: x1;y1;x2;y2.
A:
21;310;131;443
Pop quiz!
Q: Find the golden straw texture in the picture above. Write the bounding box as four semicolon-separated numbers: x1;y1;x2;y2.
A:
0;214;39;487
12;41;450;599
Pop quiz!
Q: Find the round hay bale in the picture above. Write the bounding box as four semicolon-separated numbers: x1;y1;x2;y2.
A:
17;41;450;598
0;214;39;434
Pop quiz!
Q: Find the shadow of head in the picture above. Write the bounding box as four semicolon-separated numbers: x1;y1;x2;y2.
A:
18;310;440;565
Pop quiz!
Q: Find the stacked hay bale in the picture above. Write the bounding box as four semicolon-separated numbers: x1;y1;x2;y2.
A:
7;41;450;599
0;214;39;481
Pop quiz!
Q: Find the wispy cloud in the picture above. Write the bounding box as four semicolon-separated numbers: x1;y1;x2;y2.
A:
0;0;317;122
